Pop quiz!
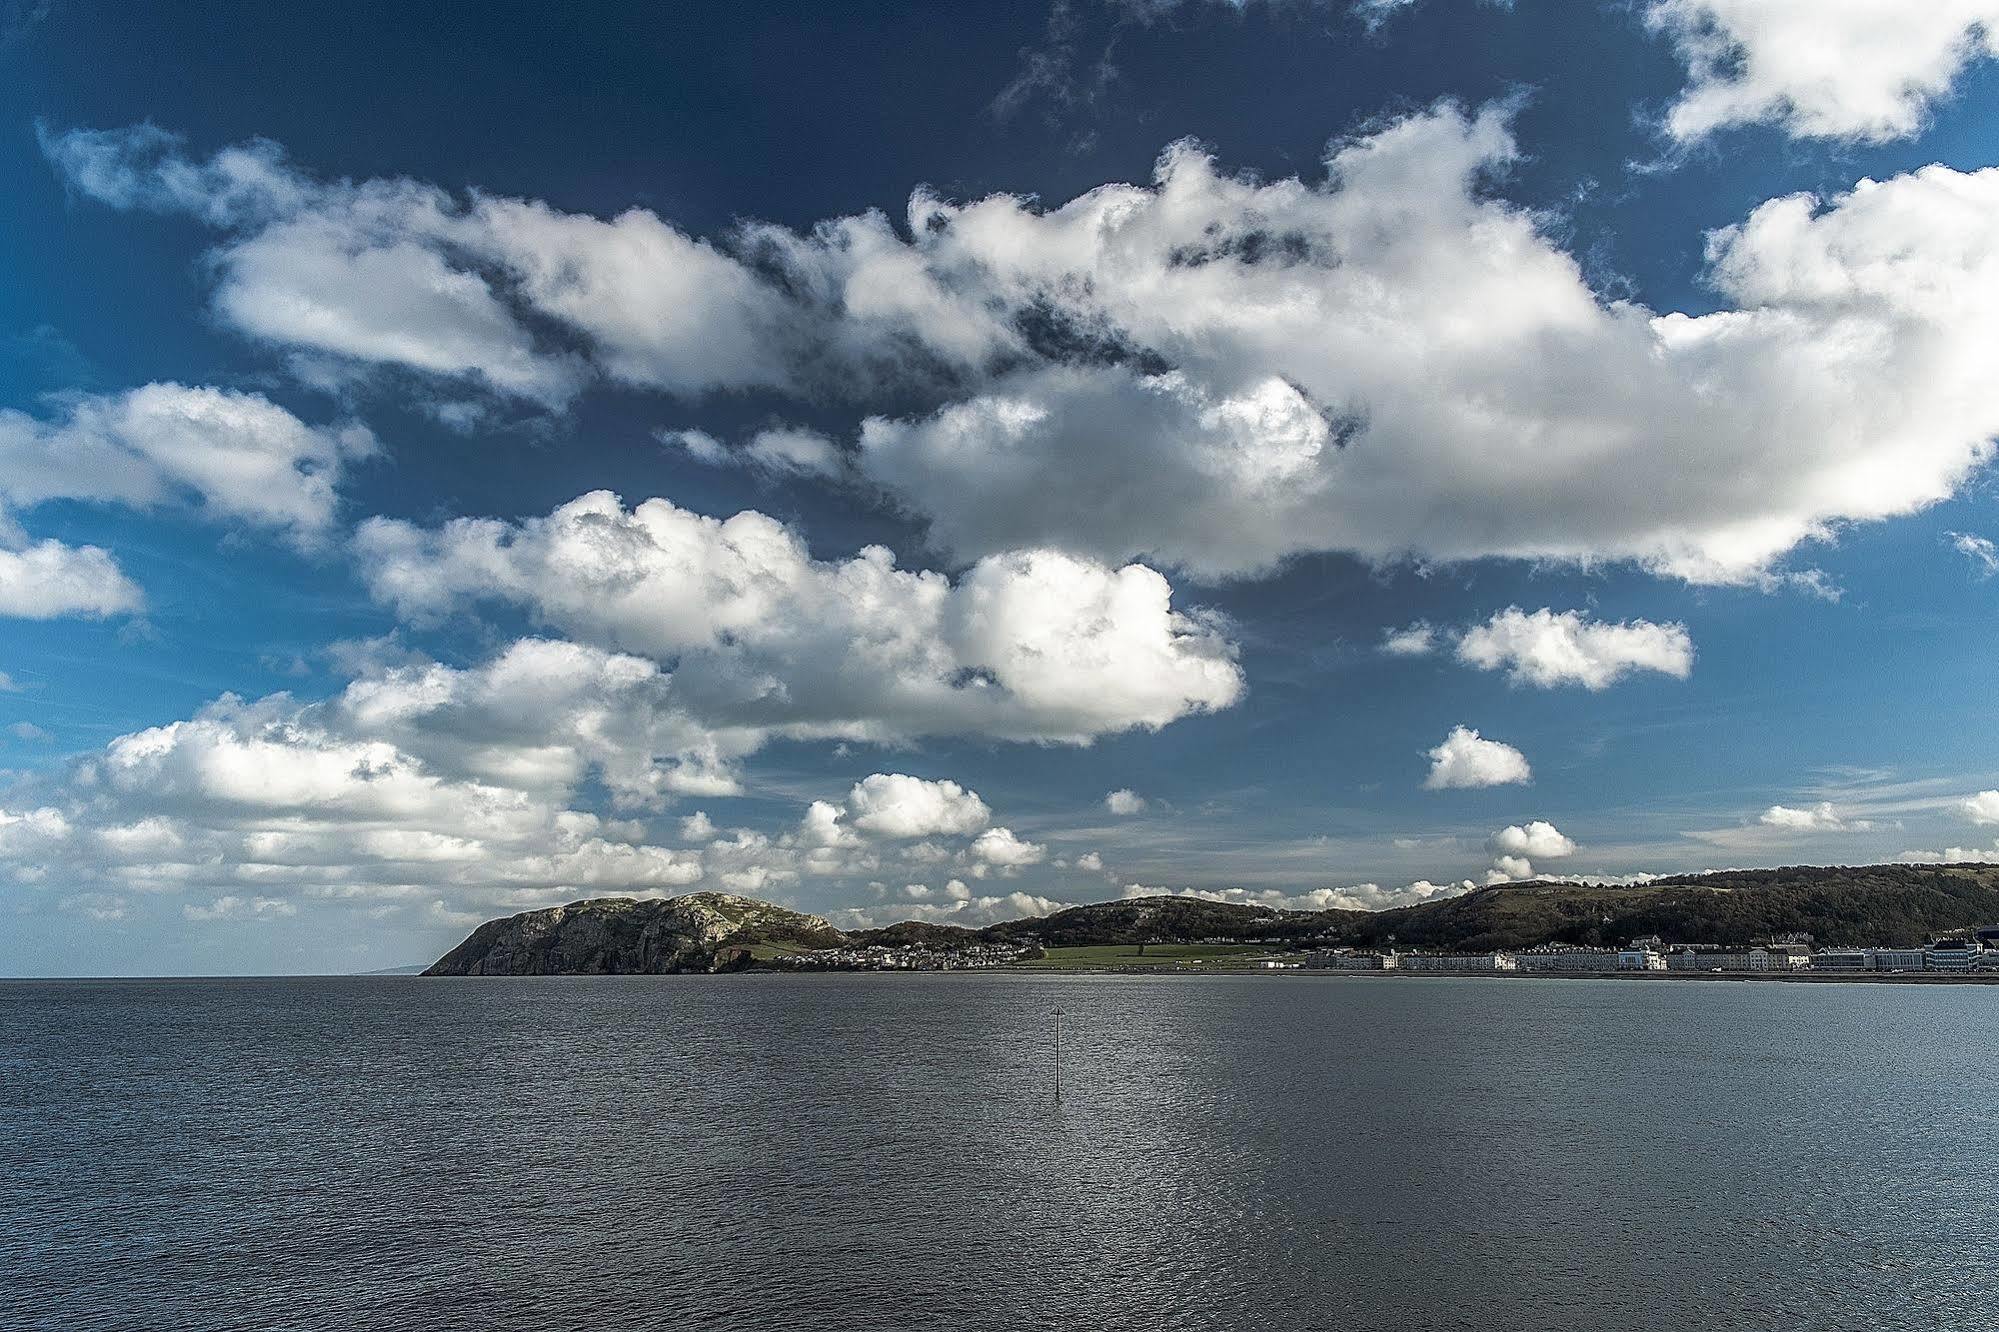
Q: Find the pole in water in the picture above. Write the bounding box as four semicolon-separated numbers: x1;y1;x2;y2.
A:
1053;1006;1063;1104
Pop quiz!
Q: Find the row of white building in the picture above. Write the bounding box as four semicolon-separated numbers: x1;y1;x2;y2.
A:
1308;937;1998;974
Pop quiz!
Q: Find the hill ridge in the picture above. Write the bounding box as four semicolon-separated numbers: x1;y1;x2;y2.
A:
422;864;1999;974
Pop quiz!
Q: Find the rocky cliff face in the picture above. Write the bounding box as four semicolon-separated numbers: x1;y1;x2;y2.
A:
423;893;846;975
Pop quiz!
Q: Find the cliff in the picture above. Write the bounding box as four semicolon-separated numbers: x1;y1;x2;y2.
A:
422;892;847;975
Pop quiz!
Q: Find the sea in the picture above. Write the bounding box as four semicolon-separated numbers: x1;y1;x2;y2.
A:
1;973;1993;1331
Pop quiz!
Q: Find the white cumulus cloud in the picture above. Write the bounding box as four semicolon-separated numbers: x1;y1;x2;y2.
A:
1959;791;1999;825
1488;820;1577;861
1380;623;1437;657
0;383;373;619
1900;844;1999;865
1127;878;1477;912
830;889;1065;929
849;108;1999;583
0;383;374;545
355;490;1242;761
0;539;143;619
970;826;1047;868
1424;726;1532;790
1104;788;1147;815
1645;0;1999;143
1758;802;1867;831
1455;608;1693;689
51;109;1999;588
0;639;725;925
1348;879;1478;910
844;773;992;839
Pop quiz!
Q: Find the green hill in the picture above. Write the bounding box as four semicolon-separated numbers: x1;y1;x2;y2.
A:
969;865;1999;952
1326;864;1999;952
982;894;1356;947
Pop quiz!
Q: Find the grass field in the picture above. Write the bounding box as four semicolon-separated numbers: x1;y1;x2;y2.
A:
1021;943;1278;969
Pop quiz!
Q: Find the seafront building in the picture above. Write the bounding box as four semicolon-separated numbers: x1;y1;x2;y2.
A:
1813;950;1869;972
1315;950;1392;970
1514;947;1619;973
1668;948;1771;972
1303;934;1999;975
1392;951;1517;972
1925;939;1981;970
1768;942;1813;968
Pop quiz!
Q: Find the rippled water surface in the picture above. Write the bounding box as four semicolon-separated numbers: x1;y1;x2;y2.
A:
3;974;1995;1330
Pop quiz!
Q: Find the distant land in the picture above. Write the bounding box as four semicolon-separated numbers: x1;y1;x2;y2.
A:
423;864;1999;976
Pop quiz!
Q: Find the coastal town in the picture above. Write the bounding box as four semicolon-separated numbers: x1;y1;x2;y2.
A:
1306;930;1999;975
761;927;1999;976
763;941;1046;971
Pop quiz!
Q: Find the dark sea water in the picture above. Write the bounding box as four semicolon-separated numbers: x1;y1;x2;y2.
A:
2;974;1994;1331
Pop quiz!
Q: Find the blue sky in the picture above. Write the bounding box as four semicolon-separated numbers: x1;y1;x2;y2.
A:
5;0;1999;974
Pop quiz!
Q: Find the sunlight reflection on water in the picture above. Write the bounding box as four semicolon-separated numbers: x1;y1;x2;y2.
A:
2;974;1993;1330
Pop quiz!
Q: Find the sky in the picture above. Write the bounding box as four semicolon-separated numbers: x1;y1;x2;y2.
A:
5;0;1999;975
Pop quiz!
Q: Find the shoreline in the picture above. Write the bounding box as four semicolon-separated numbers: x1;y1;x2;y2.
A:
952;965;1999;984
1285;968;1999;985
606;966;1999;984
9;967;1999;984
